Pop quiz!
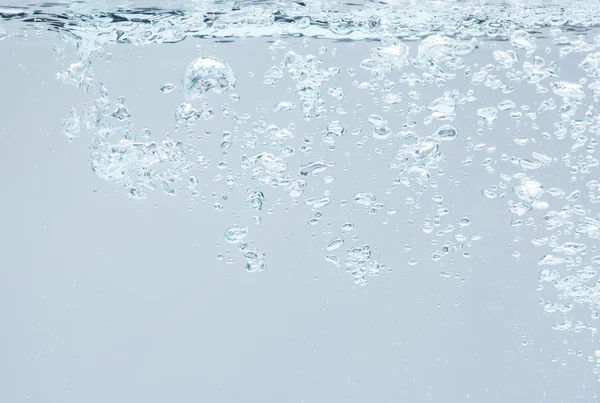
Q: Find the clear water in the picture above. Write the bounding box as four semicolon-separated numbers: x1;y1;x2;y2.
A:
2;0;600;401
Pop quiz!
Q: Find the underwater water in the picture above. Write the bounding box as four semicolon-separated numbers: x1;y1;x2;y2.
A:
2;0;600;401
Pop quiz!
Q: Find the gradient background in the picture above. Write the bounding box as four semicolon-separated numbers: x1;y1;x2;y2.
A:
0;15;598;403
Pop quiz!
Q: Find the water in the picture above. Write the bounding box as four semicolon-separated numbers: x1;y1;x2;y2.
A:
3;0;600;401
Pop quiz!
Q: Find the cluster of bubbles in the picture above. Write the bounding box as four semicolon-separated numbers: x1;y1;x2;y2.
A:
223;225;266;272
5;0;600;386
